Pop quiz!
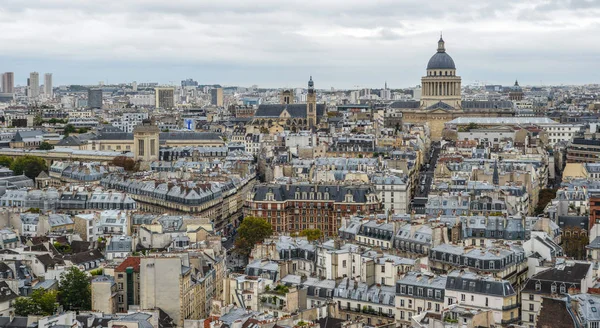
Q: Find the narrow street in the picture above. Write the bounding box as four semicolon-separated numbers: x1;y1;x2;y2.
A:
411;141;441;214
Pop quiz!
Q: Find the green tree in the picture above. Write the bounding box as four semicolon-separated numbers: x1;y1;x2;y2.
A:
33;114;44;126
10;155;48;179
58;267;91;311
38;142;54;150
234;216;273;257
0;155;13;168
13;289;58;316
299;228;323;241
63;124;76;137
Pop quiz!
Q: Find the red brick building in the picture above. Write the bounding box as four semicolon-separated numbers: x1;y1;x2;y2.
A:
244;184;382;236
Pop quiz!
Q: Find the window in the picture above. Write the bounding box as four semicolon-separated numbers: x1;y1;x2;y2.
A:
471;295;474;302
342;260;346;268
529;314;534;322
138;139;144;156
435;290;441;299
560;285;566;294
529;294;534;301
381;266;385;273
435;303;440;312
461;294;465;302
535;282;541;291
408;286;413;295
551;284;557;293
529;304;534;311
400;285;406;294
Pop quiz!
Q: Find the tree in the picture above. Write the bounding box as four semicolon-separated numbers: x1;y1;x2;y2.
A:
33;114;44;126
10;155;48;179
38;142;54;150
112;156;137;172
234;216;273;257
58;267;91;311
13;289;58;316
63;124;76;136
299;229;323;241
0;155;13;168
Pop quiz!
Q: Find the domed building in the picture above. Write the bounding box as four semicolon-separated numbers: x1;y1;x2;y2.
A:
509;80;524;101
420;36;462;109
388;36;515;140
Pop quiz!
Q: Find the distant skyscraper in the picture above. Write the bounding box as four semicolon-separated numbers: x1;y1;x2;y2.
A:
181;78;198;87
211;88;223;107
132;81;138;92
88;88;103;109
1;72;14;93
29;72;40;98
44;73;53;98
155;87;175;109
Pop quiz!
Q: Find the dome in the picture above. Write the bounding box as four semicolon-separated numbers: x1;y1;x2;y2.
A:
426;36;456;70
427;52;456;70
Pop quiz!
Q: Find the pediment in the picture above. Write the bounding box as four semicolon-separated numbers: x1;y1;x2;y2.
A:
280;108;291;118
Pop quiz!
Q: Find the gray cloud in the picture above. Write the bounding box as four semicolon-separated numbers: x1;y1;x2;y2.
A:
0;0;599;88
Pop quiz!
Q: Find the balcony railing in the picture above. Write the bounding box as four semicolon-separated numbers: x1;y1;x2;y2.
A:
501;316;521;325
502;303;521;311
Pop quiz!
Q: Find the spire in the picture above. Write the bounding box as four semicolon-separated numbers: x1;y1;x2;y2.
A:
514;79;519;86
437;33;445;53
308;76;314;89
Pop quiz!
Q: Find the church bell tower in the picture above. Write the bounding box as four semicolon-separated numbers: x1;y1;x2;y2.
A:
307;76;317;127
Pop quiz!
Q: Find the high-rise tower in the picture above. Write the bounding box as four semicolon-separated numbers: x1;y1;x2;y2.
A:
29;72;40;99
2;72;14;93
44;73;53;98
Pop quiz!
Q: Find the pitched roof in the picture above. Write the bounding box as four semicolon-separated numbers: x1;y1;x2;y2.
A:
255;103;326;118
115;256;141;273
0;281;18;303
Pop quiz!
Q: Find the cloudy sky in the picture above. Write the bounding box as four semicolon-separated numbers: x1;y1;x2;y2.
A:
1;0;599;89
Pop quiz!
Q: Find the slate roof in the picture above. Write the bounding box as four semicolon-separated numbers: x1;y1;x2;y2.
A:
56;135;85;146
12;130;44;142
426;101;455;110
389;101;420;109
254;103;326;119
252;184;376;203
446;271;515;297
159;132;222;141
0;281;18;303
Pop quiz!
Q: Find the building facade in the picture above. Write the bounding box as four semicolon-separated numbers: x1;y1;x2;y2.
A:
245;184;382;236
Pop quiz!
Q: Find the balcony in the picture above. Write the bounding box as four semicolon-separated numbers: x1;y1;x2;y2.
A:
501;316;521;325
338;305;395;319
502;303;520;311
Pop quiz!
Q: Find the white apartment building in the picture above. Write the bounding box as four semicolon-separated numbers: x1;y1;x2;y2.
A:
395;272;447;328
544;124;583;146
129;94;155;107
521;261;592;328
444;271;519;326
372;175;409;214
113;112;149;133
